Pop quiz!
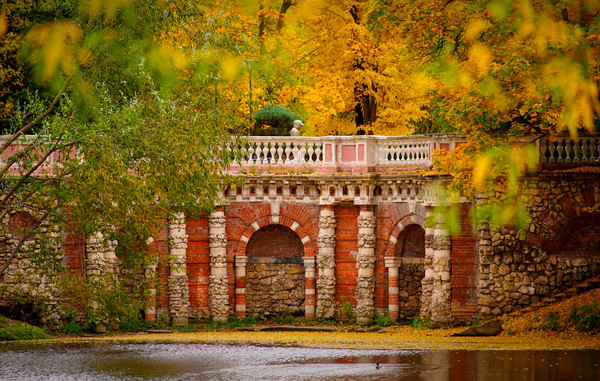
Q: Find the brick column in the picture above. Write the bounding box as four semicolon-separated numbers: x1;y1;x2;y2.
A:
355;207;376;324
421;223;452;327
209;209;229;322
316;205;336;318
303;256;316;319
168;213;190;326
384;257;401;322
235;255;247;318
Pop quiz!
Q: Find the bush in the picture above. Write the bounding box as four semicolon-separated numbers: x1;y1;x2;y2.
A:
410;318;431;330
373;312;393;327
569;302;600;333
252;105;302;136
0;316;51;341
63;319;83;335
539;310;563;331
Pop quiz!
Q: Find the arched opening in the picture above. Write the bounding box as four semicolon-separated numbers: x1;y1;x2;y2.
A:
394;224;425;320
9;211;37;240
245;224;305;317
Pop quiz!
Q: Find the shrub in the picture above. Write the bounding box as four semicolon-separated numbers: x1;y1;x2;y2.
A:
373;312;393;327
252;105;302;136
64;319;83;334
410;318;431;330
0;316;51;341
569;302;600;333
539;310;563;331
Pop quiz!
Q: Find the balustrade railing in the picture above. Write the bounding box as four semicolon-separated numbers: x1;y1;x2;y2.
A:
376;137;431;166
235;137;324;166
539;136;600;164
229;134;465;171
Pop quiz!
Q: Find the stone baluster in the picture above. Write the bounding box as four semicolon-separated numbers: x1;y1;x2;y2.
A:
421;223;452;327
355;207;376;324
303;256;316;318
384;257;401;322
209;209;229;322
235;255;247;319
168;213;190;326
316;205;336;318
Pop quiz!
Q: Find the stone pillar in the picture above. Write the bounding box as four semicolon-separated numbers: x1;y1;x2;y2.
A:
168;213;190;326
421;224;452;327
209;209;229;322
355;207;376;324
303;256;316;319
144;252;158;323
316;205;336;318
384;257;401;322
86;232;106;279
86;231;119;278
235;255;247;318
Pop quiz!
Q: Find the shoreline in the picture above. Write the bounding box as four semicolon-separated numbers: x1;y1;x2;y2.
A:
3;326;599;351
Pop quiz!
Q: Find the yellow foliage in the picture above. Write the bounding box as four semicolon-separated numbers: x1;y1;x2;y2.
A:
0;11;7;40
26;20;84;82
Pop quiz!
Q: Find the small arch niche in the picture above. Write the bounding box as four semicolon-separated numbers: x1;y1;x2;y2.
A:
245;225;305;317
392;224;425;320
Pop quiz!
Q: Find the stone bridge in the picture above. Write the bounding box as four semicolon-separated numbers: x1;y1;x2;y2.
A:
7;133;600;327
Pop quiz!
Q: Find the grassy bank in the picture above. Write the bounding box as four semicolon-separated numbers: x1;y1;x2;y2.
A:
0;316;50;341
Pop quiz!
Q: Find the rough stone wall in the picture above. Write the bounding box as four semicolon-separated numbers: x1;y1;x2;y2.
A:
397;263;424;320
477;176;600;317
478;233;600;316
0;212;65;329
246;263;305;316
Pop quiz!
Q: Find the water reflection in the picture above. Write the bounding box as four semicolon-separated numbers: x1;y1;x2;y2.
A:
0;343;598;380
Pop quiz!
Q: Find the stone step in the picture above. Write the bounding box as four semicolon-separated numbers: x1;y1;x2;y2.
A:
565;288;579;298
554;292;568;301
588;278;600;287
531;302;549;308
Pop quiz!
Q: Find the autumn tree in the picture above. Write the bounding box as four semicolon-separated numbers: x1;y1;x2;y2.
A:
0;0;241;327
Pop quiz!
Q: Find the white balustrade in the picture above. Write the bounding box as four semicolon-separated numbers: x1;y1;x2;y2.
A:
376;138;431;165
540;137;600;164
232;137;324;166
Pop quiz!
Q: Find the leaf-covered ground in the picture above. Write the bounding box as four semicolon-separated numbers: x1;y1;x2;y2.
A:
502;288;600;338
4;324;598;351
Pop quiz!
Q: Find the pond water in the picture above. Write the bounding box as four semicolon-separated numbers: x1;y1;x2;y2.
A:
0;343;599;381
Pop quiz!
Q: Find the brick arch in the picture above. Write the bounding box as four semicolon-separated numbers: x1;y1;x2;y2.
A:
233;215;315;259
383;212;426;258
246;224;304;258
394;224;426;258
9;211;38;240
542;212;600;254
